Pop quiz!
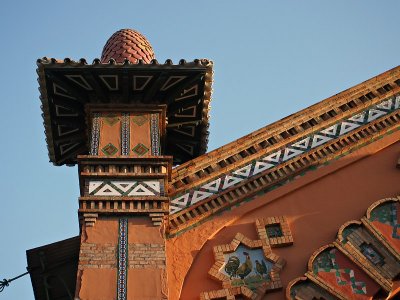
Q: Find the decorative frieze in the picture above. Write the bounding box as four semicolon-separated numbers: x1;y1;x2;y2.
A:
169;95;400;234
77;156;172;225
171;69;400;193
87;180;163;197
170;95;400;215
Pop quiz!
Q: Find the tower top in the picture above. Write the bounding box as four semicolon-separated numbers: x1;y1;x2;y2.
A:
101;29;155;64
37;31;213;166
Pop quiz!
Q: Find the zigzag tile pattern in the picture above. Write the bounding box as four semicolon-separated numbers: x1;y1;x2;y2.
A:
87;180;162;197
170;95;400;214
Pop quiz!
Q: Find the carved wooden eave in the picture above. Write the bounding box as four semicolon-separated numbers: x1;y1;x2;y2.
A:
26;236;80;300
37;57;213;166
168;65;400;235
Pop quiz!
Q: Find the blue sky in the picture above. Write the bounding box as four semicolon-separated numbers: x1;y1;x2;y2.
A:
0;1;399;299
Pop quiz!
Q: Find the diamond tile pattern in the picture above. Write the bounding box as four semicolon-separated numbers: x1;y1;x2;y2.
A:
102;143;118;156
132;143;149;156
132;115;148;126
103;114;120;126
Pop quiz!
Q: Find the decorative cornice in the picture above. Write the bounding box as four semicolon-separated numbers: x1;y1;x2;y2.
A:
170;65;400;193
169;93;400;234
37;58;213;165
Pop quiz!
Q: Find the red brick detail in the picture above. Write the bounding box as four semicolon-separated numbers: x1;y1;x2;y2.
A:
78;243;117;269
101;29;155;64
128;243;166;269
255;216;293;248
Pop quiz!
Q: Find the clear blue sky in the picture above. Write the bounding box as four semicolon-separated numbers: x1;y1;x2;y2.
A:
0;1;399;299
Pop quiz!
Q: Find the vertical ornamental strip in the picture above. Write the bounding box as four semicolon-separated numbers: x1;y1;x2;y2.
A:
117;218;128;300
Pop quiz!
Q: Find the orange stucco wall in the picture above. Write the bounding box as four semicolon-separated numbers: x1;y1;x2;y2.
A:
167;131;400;300
77;218;119;300
77;217;168;300
127;217;168;300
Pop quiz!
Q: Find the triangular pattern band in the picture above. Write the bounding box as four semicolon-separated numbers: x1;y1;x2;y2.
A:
170;95;400;214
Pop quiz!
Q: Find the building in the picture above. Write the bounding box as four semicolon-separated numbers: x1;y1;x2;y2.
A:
26;29;400;299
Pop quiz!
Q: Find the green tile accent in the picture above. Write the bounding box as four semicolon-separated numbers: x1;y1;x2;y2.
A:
102;143;118;156
132;143;149;156
132;115;148;126
103;113;120;126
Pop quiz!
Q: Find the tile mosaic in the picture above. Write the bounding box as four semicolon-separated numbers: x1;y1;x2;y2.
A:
117;218;128;300
87;180;162;197
90;113;100;155
132;143;149;156
150;113;160;155
121;113;130;155
101;143;118;156
170;95;400;215
313;248;367;295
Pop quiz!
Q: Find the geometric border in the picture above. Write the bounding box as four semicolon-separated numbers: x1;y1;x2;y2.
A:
87;180;162;197
89;112;100;155
121;113;130;155
117;218;128;300
150;113;161;155
170;94;400;215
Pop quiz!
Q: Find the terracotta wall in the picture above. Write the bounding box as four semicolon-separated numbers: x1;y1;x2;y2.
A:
167;131;400;300
77;218;119;300
76;217;168;300
127;217;168;300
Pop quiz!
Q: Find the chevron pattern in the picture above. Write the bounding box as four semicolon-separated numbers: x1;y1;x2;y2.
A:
88;180;162;196
170;95;400;214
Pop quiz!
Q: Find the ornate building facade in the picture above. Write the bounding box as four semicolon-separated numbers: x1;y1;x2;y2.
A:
26;29;400;299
